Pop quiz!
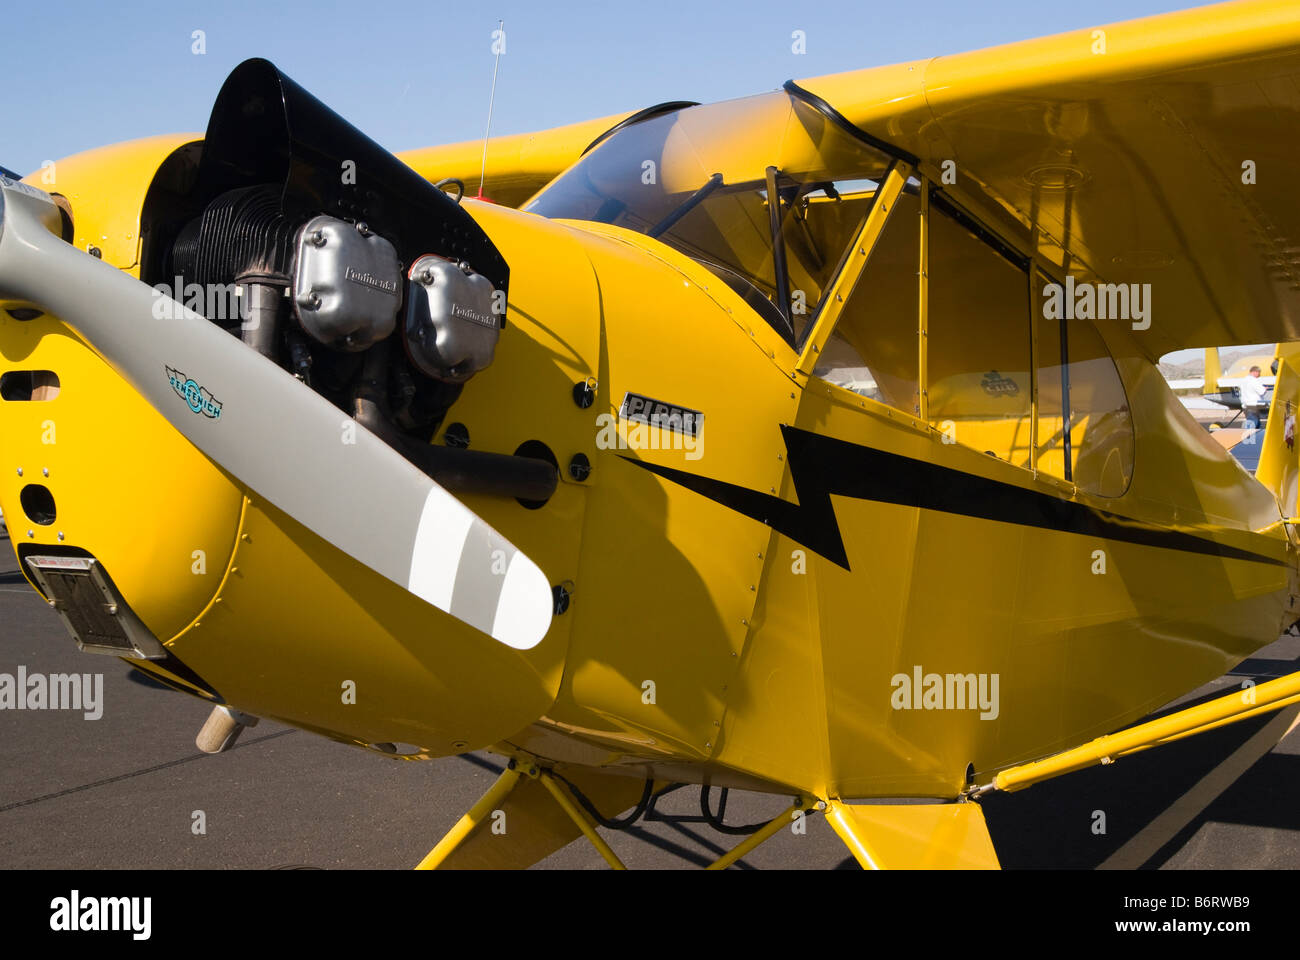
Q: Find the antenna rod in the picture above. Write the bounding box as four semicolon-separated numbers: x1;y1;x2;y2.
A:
479;18;504;199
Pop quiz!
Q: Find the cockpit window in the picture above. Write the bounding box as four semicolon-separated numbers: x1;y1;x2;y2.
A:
524;91;895;346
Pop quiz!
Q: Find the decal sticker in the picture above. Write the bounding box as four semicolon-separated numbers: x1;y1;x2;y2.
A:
619;392;703;438
166;365;223;420
980;370;1020;398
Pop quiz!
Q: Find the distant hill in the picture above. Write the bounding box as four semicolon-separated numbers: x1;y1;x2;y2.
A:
1158;346;1271;380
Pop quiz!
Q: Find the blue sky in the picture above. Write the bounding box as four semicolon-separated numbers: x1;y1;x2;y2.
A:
3;0;1214;176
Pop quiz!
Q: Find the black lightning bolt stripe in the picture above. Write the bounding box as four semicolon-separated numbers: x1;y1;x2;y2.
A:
622;425;1287;571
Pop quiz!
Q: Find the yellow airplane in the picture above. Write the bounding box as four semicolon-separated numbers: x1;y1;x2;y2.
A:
5;0;1300;870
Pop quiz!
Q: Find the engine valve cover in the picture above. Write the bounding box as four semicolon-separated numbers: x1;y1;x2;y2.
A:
404;255;502;382
292;215;401;351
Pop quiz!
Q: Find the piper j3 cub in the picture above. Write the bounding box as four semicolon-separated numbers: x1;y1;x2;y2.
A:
5;0;1300;870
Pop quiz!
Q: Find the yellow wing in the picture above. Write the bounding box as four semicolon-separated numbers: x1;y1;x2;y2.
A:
398;102;695;208
793;0;1300;360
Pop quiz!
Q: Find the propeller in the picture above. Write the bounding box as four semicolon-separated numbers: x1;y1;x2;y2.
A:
0;176;553;650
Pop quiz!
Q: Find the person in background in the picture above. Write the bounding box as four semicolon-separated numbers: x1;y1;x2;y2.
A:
1242;365;1269;437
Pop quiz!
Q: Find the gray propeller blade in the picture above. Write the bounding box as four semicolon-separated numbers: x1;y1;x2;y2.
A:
0;177;553;650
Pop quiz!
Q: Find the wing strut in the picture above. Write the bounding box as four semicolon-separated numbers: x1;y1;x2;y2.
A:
969;664;1300;797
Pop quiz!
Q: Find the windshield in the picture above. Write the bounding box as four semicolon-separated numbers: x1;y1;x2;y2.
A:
524;90;895;345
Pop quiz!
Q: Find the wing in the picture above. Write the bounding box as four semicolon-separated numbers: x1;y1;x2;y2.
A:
398;113;625;208
796;0;1300;360
398;102;696;208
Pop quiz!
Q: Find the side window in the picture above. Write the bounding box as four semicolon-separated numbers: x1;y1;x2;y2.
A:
810;189;920;414
1036;272;1134;496
927;204;1032;464
801;183;1131;495
784;177;884;345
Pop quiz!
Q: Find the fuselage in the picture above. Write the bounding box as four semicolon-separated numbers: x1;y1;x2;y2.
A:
2;80;1295;806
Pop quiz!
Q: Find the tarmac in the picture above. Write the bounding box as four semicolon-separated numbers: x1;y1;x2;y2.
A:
1;528;1298;870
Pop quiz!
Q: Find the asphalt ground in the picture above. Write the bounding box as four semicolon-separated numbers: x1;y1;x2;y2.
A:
1;528;1298;870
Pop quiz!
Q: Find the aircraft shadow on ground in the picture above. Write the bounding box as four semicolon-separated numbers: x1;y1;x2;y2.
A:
124;665;181;692
982;688;1300;869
